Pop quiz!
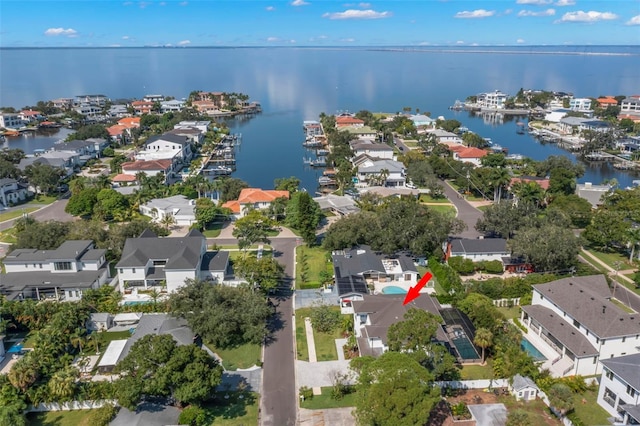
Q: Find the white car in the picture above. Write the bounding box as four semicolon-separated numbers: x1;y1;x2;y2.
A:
406;182;417;189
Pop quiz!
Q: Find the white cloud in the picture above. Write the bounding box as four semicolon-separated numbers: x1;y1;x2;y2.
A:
454;9;495;19
291;0;309;6
358;2;371;7
266;36;280;42
555;0;575;6
109;44;122;47
340;38;356;42
559;10;618;23
44;27;78;37
504;9;513;15
626;15;640;26
179;1;188;5
289;39;296;43
516;0;552;4
178;40;191;45
456;40;465;44
517;38;525;43
518;8;555;17
122;35;130;40
266;6;275;11
323;9;392;20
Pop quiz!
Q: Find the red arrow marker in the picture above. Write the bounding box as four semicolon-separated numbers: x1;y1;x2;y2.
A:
403;272;433;305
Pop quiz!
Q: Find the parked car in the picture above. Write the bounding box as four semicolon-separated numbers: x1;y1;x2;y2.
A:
406;182;417;189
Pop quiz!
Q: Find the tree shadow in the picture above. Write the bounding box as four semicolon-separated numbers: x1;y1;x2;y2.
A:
203;391;257;423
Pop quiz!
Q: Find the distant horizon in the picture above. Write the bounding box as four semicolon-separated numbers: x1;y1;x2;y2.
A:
1;44;638;49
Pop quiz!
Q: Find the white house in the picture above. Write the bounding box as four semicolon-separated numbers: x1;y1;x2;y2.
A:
116;229;229;293
576;182;612;209
427;129;463;144
597;353;640;425
510;374;539;402
559;117;610;135
343;125;377;140
0;178;30;207
452;147;489;167
139;195;197;226
569;98;593;112
410;114;436;128
350;141;394;160
0;113;24;129
161;100;185;113
357;159;406;187
520;275;640;377
174;121;210;133
121;159;174;183
446;238;509;263
0;240;109;301
87;313;114;332
478;90;508;109
135;133;192;164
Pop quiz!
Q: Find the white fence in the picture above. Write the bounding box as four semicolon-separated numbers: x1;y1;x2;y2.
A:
434;379;510;389
27;399;117;413
492;298;521;307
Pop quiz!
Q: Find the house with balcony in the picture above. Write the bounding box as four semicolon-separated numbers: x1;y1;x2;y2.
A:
51;138;108;164
559;117;610;135
356;158;406;187
222;188;289;219
139;195;197;226
121;159;174;183
0;178;30;207
342;125;377;140
597;97;619;109
597;353;640;425
428;129;463;144
174;121;210;133
0;113;24;129
478;90;508;109
116;229;230;294
520;275;640;377
74;95;109;107
350;140;394;160
569;98;593;112
160;100;185;113
335;115;365;128
135;133;192;165
131;100;154;115
18;152;79;178
19;110;44;123
0;240;109;301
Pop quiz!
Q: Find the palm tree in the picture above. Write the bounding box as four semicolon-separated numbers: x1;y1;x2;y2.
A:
160;213;176;231
473;328;493;365
70;327;86;355
69;176;87;195
490;167;511;203
8;358;38;392
47;367;78;402
149;288;161;309
93;173;111;189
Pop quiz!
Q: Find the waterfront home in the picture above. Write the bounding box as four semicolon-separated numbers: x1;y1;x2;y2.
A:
409;114;436;129
118;117;141;128
313;194;360;217
520;275;640;377
222;188;289;219
343;125;377;140
19;110;44;123
121;159;174;183
0;178;31;207
192;100;219;115
194;91;226;107
0;113;24;129
51;98;74;110
139;195;197;226
51;138;108;164
597;353;640;425
427;129;463;144
135;133;192;166
108;104;129;118
352;294;447;356
131;100;154;115
74;104;102;117
597;96;619;108
167;127;203;144
161;99;185;113
0;240;109;301
576;182;612;208
544;108;572;123
569;98;593;112
477;90;508;109
304;121;322;137
357;158;406;187
174;121;210;133
445;238;509;264
143;94;165;102
452;146;488;167
350;140;394;159
360;186;419;199
116;229;229;293
559;117;610;135
74;94;109;107
335;115;364;128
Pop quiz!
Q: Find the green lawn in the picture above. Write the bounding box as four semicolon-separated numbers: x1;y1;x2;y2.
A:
295;310;309;361
89;330;133;355
0;207;39;222
206;342;262;371
496;305;521;320
295;307;342;361
585;247;636;270
426;204;456;216
201;391;259;426
296;245;333;289
416;265;443;294
229;249;273;262
476;205;492;212
419;194;451;204
26;409;98;426
447;181;487;201
0;227;17;244
460;360;494;380
571;389;612;426
25;194;58;205
499;396;560;425
202;222;225;238
300;387;357;409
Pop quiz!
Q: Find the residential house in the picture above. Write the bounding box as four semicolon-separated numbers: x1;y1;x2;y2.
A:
446;238;510;263
510;374;539;402
121;159;174;183
452;147;489;167
0;178;30;207
143;94;165;102
304;121;322;137
597;97;620;109
108;104;129;118
74;104;102;117
0;240;109;301
427;129;463;144
597;353;640;425
192;100;219;115
520;275;640;377
160;99;185;113
112;173;138;186
576;182;612;208
222;188;289;219
135;133;192;165
410;114;436;128
118;117;140;129
508;176;550;204
51;139;107;165
0;113;24;129
131;100;154;115
74;95;109;107
174;121;210;133
335;115;364;128
116;229;230;293
313;194;360;216
87;313;114;332
478;90;508;109
621;96;640;114
559;117;610;134
51;98;74;110
569;98;593;112
167;127;203;144
357;158;406;187
18;152;78;177
350;141;394;159
352;294;448;356
107;125;128;142
139;195;197;226
19;110;44;123
194;91;226;108
544;108;572;123
343;125;377;140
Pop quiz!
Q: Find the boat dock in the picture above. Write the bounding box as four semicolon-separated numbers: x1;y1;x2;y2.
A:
584;151;639;170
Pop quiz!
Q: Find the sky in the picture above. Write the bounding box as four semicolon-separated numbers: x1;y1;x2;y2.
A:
0;0;639;47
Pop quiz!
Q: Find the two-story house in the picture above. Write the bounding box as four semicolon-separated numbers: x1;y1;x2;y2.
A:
350;141;394;160
51;139;107;165
335;115;365;128
520;275;640;377
18;152;78;178
121;159;174;183
0;113;24;129
451;146;488;167
160;100;185;113
356;158;406;187
139;195;197;226
597;353;640;425
569;98;593;112
0;240;109;301
222;188;289;219
0;178;30;207
478;90;508;109
116;229;229;293
135;133;192;165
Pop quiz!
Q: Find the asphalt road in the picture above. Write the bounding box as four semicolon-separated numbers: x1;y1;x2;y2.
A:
209;235;298;426
442;180;483;239
0;196;73;232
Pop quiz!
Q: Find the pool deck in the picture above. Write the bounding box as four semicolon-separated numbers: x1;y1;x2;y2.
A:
373;281;435;295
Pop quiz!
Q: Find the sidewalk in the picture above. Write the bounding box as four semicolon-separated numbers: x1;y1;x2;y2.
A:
580;249;634;284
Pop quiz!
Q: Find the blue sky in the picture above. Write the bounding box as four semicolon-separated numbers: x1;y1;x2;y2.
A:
1;0;639;47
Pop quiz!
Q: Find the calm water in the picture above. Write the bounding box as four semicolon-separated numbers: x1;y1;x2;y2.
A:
1;47;639;190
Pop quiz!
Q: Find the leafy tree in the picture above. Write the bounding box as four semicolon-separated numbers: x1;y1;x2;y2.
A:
14;220;70;250
94;188;130;221
233;255;284;293
475;201;538;239
456;293;505;333
547;383;574;417
232;209;276;251
509;224;579;272
510;181;546;207
350;352;441;426
285;191;322;244
179;405;207;426
169;279;272;348
194;198;218;230
47;366;78;402
8;357;39;393
24;163;63;195
0;159;20;179
437;119;461;133
548;168;578;196
473;328;493;365
66;124;109;141
217;177;248;202
0;149;25;164
86;403;119;426
65;187;99;217
462;132;488;148
274;176;300;193
547;194;593;228
406;160;434;187
582;210;627;251
448;256;475;275
310;305;341;333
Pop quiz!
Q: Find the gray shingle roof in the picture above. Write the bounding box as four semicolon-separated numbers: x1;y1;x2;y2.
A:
118;313;195;362
0;269;108;296
533;275;640;339
52;140;94;151
332;245;417;279
4;241;94;263
145;133;189;147
601;353;640;392
116;231;203;270
359;159;404;174
512;374;539;392
200;251;229;272
449;238;509;255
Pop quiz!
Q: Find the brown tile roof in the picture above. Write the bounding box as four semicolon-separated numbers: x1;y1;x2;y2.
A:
122;159;172;171
112;173;138;182
107;125;127;136
456;147;489;158
509;176;550;190
237;188;290;204
222;200;240;214
336;116;364;126
118;117;141;127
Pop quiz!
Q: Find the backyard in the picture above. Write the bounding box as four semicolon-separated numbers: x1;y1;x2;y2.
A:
87;330;133;356
26;409;97;426
296;245;333;290
206;342;262;371
570;388;611;426
459;361;494;380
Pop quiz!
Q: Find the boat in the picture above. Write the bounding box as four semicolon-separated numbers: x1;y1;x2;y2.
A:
316;149;329;156
303;157;327;167
506;154;524;161
318;176;335;185
203;165;233;175
303;139;322;148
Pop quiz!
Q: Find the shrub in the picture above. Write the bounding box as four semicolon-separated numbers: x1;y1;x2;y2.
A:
299;386;313;401
559;375;588;394
482;260;504;274
87;403;118;426
102;147;115;157
178;405;207;426
513;318;527;333
448;256;475;275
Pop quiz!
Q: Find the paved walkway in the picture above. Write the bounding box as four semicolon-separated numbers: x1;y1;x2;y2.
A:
305;317;318;363
335;338;347;361
580;249;635;283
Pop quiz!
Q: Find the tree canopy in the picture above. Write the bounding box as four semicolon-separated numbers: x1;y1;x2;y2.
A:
285;191;322;244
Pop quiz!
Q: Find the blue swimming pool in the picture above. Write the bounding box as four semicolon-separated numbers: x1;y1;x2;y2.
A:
381;286;407;295
123;301;152;306
7;343;23;354
521;338;547;361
